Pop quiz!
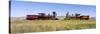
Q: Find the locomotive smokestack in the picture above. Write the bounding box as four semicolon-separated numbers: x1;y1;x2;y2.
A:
52;11;57;18
66;12;69;18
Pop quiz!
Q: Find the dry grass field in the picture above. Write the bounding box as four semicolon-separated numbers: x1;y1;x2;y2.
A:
10;17;96;33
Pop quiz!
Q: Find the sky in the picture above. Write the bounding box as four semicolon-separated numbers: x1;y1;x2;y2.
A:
10;0;96;5
10;1;96;17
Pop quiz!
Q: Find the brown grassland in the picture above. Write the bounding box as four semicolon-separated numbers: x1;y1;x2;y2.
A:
10;17;96;33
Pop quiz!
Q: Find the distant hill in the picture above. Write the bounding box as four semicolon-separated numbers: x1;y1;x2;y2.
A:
90;17;96;20
11;17;25;21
